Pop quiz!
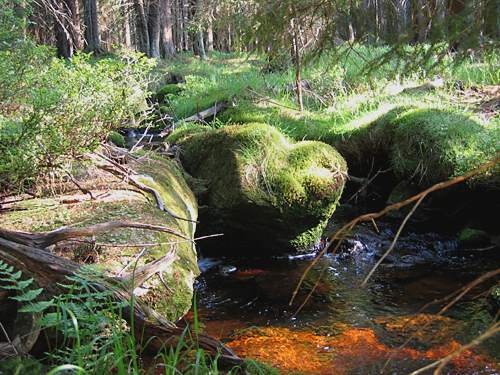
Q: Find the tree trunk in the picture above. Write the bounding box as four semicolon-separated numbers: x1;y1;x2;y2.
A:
68;0;82;50
206;15;214;52
182;0;189;51
174;0;183;51
83;0;101;53
290;18;303;112
134;0;150;54
54;3;74;58
160;0;176;57
197;29;206;60
148;0;161;57
122;0;132;48
0;230;242;367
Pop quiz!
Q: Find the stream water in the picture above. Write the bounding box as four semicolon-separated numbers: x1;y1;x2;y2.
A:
191;219;499;374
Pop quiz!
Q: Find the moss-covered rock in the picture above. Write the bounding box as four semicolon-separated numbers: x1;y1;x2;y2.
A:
457;227;490;247
389;108;499;187
108;131;126;148
157;83;183;104
0;154;199;321
168;122;347;253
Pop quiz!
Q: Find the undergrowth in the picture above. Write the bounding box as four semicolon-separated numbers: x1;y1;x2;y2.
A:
0;261;275;374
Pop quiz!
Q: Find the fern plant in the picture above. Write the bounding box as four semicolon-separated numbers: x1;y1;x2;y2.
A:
0;260;54;314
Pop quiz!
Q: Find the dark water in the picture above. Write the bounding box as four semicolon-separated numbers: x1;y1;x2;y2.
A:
193;221;500;374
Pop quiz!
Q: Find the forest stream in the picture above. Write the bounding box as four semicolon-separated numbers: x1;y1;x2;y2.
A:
189;218;500;374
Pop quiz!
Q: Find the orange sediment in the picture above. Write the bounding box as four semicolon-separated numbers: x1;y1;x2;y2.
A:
226;326;498;374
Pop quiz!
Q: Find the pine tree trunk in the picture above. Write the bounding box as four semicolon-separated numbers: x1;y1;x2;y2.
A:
206;15;214;52
134;0;150;54
182;0;189;51
83;0;101;53
122;0;132;48
160;0;176;57
68;0;82;50
197;29;206;60
290;17;303;112
54;0;82;58
148;0;161;57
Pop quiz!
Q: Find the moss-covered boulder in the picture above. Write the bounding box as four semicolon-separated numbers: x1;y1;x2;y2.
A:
457;227;490;247
157;83;183;104
389;108;499;187
0;154;198;321
168;122;347;253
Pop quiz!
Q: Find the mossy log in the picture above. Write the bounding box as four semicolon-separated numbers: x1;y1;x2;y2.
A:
0;231;241;366
1;148;200;320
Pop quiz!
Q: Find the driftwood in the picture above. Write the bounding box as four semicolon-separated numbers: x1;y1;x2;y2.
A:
159;101;228;137
0;228;242;366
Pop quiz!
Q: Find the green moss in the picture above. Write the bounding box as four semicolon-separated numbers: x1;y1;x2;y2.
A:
1;155;199;320
157;83;183;103
457;228;490;246
108;131;126;148
168;122;347;251
390;108;499;185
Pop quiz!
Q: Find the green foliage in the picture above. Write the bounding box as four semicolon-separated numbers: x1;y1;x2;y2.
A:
0;41;154;192
0;262;274;374
107;131;126;148
0;357;44;375
0;259;54;313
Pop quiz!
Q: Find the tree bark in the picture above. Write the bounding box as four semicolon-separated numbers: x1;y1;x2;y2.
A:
206;14;214;52
160;0;176;57
148;0;161;57
182;0;189;51
134;0;150;54
290;17;303;112
122;0;132;48
83;0;101;53
54;5;74;58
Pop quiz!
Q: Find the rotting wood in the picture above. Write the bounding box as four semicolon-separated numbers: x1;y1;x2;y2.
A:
0;233;243;366
159;101;228;137
0;220;189;250
92;150;197;224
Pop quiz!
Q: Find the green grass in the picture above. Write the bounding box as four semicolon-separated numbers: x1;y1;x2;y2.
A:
0;264;276;375
158;47;498;188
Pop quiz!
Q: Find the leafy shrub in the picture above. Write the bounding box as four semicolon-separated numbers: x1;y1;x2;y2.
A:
0;41;154;192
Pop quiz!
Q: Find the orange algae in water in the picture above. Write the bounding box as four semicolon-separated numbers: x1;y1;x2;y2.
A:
227;327;332;374
226;326;498;374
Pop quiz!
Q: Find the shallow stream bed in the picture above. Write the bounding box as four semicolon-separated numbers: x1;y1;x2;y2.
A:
191;220;499;374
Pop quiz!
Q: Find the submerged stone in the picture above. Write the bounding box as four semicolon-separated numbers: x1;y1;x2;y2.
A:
457;227;490;247
168;122;347;253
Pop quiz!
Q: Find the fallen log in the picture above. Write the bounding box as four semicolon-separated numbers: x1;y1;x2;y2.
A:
0;229;242;367
159;101;228;137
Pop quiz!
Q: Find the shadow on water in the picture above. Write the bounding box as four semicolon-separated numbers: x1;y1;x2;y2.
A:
190;220;500;374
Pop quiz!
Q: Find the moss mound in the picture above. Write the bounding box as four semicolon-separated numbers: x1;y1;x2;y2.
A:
157;83;183;103
168;122;347;252
108;131;126;148
326;106;499;188
389;108;499;186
